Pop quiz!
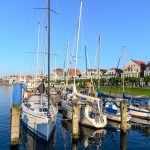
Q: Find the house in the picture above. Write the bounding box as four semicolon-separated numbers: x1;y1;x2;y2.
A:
53;68;64;80
67;68;81;79
123;59;146;77
144;61;150;77
82;68;107;79
3;75;39;85
26;75;34;82
3;75;17;84
105;68;123;79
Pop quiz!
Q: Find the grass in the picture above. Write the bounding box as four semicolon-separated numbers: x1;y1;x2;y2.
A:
99;87;150;97
77;86;150;97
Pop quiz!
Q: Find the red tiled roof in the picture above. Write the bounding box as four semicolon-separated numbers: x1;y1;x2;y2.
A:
68;68;81;76
132;59;146;65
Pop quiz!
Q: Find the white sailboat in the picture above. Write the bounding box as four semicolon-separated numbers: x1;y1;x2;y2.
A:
100;46;131;122
62;0;107;128
128;104;150;121
121;47;150;123
21;0;58;142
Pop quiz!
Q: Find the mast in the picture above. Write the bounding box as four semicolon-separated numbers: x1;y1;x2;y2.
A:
122;46;125;93
66;41;69;87
43;26;47;78
85;45;88;79
36;23;40;86
98;35;101;88
74;0;83;87
54;52;56;82
48;0;50;111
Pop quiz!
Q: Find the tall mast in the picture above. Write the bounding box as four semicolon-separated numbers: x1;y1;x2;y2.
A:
48;0;50;110
43;26;47;78
85;45;87;79
36;23;40;86
122;46;125;93
74;0;83;87
54;52;56;82
66;41;69;87
98;35;101;88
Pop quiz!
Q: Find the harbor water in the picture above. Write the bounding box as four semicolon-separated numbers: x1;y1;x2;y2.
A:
0;86;150;150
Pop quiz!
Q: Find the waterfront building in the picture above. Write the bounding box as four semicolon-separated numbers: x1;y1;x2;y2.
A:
2;75;41;85
81;68;107;79
67;68;81;79
144;61;150;77
105;68;123;79
122;59;146;77
53;68;64;80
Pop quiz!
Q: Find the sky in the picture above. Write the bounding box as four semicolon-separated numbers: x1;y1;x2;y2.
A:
0;0;150;77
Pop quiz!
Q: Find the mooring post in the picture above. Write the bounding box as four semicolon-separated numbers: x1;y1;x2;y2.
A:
120;132;127;150
72;103;80;140
10;105;20;146
72;140;78;150
10;83;22;148
120;100;127;133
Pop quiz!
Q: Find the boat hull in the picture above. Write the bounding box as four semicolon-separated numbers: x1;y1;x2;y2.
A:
129;106;150;121
104;113;131;122
62;101;107;128
21;109;56;142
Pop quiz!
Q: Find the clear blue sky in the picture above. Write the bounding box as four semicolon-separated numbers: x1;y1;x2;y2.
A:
0;0;150;77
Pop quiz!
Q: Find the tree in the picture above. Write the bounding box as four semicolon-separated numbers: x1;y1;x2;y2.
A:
143;76;150;86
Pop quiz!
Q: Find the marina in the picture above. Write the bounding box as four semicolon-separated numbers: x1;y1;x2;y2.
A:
0;86;150;149
0;0;150;149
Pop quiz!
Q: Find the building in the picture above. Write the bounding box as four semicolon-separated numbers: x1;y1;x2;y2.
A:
53;68;64;80
105;68;123;79
123;59;146;77
67;68;81;79
144;61;150;77
82;68;107;79
3;75;38;85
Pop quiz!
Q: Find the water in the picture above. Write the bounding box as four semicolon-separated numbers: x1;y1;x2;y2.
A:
0;86;150;150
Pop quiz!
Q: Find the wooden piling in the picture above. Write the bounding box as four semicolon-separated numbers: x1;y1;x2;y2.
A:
72;104;80;140
10;105;20;146
72;140;78;150
120;132;126;150
120;100;127;133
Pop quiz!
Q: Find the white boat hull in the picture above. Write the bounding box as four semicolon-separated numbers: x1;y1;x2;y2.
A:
21;103;57;141
62;100;107;128
104;113;131;122
129;105;150;120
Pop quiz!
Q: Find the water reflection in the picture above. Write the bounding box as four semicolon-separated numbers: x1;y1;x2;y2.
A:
120;132;126;150
131;117;150;126
17;112;150;150
19;122;57;150
61;116;106;149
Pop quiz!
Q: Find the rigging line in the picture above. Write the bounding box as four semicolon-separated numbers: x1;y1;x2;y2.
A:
25;51;60;57
70;34;77;65
93;44;98;69
86;48;94;91
54;0;61;54
74;0;83;86
33;8;59;15
108;55;122;96
24;0;38;56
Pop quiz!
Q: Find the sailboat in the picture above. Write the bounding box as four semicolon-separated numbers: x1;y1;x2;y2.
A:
121;48;150;123
99;46;131;122
21;0;58;142
62;0;107;128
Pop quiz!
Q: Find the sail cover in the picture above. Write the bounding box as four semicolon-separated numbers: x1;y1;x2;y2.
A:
37;82;45;94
